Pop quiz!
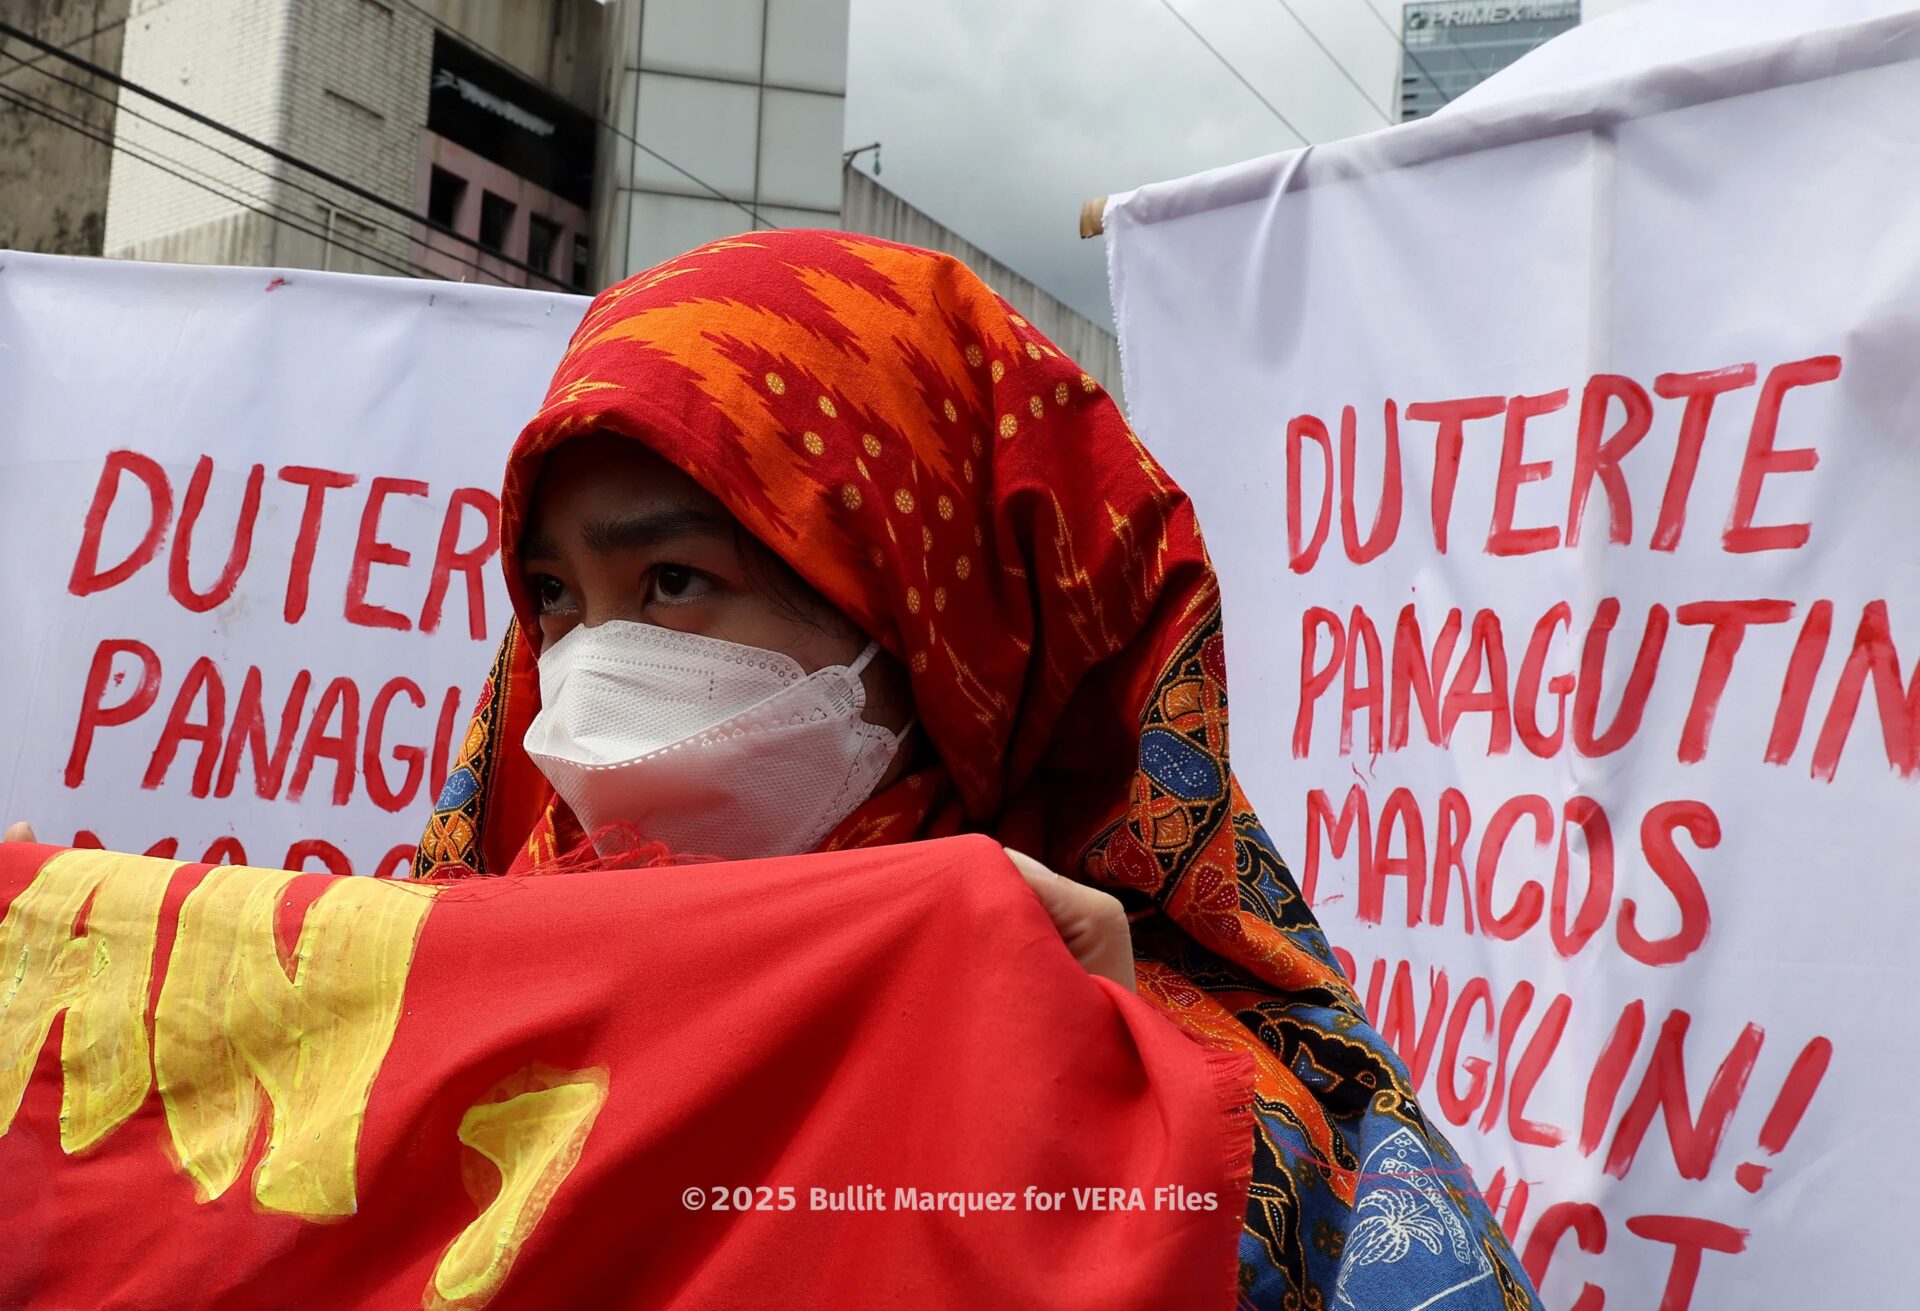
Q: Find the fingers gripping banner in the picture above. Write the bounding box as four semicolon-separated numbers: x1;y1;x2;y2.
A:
1107;11;1920;1309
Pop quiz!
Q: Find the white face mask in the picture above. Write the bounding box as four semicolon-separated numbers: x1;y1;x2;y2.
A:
522;620;909;863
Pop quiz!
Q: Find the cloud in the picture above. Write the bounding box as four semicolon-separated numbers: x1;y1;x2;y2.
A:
845;0;1648;327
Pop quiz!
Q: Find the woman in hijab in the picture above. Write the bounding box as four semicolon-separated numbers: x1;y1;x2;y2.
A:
414;229;1540;1310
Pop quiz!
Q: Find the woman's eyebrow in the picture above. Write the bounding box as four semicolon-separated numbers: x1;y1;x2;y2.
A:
579;506;733;554
520;524;560;560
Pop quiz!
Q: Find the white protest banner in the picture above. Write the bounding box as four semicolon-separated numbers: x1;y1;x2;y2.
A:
1107;9;1919;1309
0;254;584;875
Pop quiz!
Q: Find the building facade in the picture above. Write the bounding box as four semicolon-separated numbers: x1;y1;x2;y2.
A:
596;0;847;282
1398;0;1581;122
99;0;610;286
5;0;1117;394
16;0;844;290
0;0;131;258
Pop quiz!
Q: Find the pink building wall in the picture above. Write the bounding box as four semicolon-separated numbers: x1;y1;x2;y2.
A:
411;132;588;290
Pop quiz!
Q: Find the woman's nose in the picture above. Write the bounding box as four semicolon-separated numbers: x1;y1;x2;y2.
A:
576;591;650;629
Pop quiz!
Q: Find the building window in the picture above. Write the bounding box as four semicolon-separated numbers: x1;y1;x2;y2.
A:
428;166;467;229
428;32;594;210
478;191;515;253
321;208;383;276
571;235;590;290
526;214;561;279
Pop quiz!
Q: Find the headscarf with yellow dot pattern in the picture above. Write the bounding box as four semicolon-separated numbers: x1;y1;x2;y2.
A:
414;230;1538;1311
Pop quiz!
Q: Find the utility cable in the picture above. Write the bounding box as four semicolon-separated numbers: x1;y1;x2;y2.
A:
388;0;781;230
0;82;430;281
0;44;535;290
0;7;134;86
1151;0;1310;144
1270;0;1393;125
1355;0;1457;111
0;18;573;289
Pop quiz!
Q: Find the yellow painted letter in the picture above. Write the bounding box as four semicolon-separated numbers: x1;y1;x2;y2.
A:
0;850;175;1153
427;1067;609;1311
152;866;436;1218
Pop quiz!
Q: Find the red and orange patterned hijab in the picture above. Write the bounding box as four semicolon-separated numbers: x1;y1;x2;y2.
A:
415;231;1536;1308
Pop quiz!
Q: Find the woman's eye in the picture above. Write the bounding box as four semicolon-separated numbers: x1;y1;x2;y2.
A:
529;574;571;612
649;565;711;605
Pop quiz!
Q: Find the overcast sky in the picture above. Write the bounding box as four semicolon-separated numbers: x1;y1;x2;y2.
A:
844;0;1648;328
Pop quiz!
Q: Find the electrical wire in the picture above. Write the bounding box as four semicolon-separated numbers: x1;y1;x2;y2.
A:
387;0;781;230
0;8;134;86
1355;0;1457;111
0;82;432;281
1269;0;1392;125
5;1;782;271
1437;23;1493;82
0;17;574;290
0;44;537;290
1151;0;1310;144
0;81;426;279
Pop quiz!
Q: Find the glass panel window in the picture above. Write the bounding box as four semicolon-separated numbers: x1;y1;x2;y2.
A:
478;190;515;253
526;214;561;279
427;166;466;229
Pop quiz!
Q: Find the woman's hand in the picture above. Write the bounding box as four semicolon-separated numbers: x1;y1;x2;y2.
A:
1004;848;1135;992
3;822;34;842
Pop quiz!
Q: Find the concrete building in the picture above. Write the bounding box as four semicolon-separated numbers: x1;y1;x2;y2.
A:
1398;1;1581;122
3;0;1118;393
596;0;848;281
409;8;602;287
0;0;131;257
99;0;606;284
4;0;844;289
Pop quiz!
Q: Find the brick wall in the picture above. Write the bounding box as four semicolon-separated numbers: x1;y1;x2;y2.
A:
104;0;289;263
274;0;432;272
104;0;434;274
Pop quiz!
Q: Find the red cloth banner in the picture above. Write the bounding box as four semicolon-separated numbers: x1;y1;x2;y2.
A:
0;835;1253;1308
